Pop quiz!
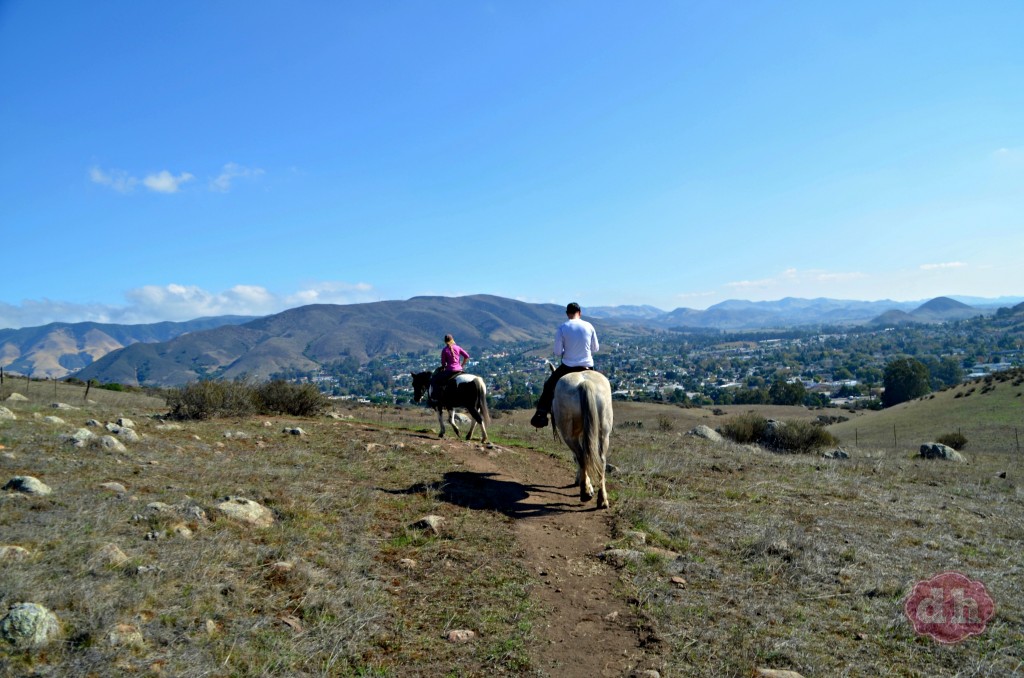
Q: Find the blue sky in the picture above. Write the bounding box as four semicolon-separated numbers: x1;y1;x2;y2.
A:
2;1;1022;329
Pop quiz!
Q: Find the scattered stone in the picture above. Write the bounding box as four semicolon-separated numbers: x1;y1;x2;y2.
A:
919;442;966;462
62;428;95;447
997;471;1007;479
50;402;79;411
823;448;850;460
155;423;183;431
398;558;417;570
283;427;306;436
91;543;129;570
170;523;194;539
604;611;619;621
1;452;13;461
0;602;61;647
0;406;16;421
0;545;31;561
133;565;163;576
755;669;806;678
278;615;303;633
214;496;275;528
446;629;475;643
106;623;144;648
95;435;128;453
117;428;141;443
106;422;122;433
85;419;101;427
412;515;444;535
5;393;28;402
117;417;136;429
42;415;66;425
671;576;688;588
223;431;249;440
204;619;219;636
688;424;723;442
99;482;128;495
271;561;294;575
3;475;52;496
600;548;644;567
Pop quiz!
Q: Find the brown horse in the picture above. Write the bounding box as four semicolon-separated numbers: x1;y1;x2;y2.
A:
411;371;491;444
550;369;613;509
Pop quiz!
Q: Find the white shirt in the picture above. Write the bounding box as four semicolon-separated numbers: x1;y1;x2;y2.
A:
554;317;599;367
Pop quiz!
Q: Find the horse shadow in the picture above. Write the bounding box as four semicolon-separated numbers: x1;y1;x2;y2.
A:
382;471;583;519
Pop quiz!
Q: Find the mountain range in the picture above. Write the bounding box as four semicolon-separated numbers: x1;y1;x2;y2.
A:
1;294;1020;386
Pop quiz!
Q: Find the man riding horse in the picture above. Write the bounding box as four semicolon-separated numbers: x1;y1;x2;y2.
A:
531;302;600;428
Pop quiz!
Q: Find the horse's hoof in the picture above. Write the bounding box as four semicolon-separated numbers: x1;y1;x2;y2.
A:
580;491;593;503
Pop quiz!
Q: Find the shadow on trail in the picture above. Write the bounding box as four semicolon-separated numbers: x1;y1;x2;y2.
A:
383;471;589;519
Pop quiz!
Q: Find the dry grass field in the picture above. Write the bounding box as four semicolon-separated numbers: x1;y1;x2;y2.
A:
1;380;1022;676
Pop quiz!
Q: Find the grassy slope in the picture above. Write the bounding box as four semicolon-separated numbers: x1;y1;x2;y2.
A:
828;370;1024;455
2;382;1022;677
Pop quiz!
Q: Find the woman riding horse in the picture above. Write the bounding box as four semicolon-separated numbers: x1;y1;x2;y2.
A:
428;334;470;402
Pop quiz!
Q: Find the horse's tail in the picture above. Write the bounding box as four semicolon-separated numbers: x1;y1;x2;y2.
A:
578;380;604;489
476;377;491;425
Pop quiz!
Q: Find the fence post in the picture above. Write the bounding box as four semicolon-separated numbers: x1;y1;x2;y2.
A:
893;424;897;450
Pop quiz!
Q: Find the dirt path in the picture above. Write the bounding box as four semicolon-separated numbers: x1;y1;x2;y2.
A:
431;436;662;677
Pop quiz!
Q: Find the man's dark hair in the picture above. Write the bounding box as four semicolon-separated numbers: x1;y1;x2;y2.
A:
566;302;581;316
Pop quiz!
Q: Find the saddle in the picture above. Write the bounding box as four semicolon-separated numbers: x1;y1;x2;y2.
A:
428;369;460;404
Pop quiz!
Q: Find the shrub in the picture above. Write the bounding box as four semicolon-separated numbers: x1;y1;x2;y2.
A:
167;379;329;420
166;380;257;420
935;431;968;451
720;413;769;445
256;380;329;416
764;419;838;454
721;413;837;453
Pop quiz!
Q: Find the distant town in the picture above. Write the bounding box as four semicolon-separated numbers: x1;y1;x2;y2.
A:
290;310;1023;410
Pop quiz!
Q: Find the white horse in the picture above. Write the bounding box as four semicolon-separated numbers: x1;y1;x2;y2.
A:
550;369;614;509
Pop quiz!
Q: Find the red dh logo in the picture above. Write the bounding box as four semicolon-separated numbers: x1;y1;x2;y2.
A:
904;571;996;644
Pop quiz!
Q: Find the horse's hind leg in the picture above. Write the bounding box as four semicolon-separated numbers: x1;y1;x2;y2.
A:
467;410;488;443
448;409;461;438
435;408;446;438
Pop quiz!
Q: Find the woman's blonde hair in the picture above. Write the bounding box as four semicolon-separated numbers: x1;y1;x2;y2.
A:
444;334;454;345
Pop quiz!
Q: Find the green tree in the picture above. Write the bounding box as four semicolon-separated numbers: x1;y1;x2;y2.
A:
882;358;931;407
769;379;806;406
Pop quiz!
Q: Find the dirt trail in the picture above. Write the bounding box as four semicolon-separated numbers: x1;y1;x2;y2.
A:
432;436;662;677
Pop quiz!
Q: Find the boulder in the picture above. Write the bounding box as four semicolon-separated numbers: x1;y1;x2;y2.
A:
5;393;28;402
0;406;15;421
214;496;274;528
62;428;95;447
0;545;31;561
95;435;128;453
0;603;61;647
919;443;966;462
3;476;52;496
688;425;723;442
822;448;850;460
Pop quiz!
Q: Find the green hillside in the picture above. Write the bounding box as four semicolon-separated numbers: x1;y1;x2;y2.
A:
828;368;1024;455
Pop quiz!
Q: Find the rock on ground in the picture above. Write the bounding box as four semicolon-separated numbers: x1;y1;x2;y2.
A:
0;603;61;647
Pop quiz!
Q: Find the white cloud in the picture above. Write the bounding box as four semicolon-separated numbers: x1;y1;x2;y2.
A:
91;164;259;194
210;163;265;192
142;170;195;193
920;262;966;271
0;282;378;329
89;166;138;193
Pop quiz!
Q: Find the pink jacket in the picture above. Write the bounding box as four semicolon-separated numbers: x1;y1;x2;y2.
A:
441;344;470;372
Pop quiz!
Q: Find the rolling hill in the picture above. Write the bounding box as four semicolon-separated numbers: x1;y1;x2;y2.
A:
72;295;568;387
0;316;255;380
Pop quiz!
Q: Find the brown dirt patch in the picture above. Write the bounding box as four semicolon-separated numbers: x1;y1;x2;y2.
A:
430;434;662;677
